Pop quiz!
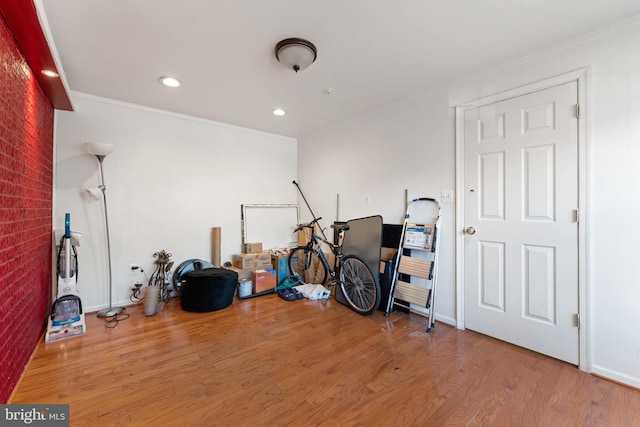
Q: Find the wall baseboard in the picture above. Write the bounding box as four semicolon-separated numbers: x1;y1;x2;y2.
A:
84;299;139;314
591;365;640;390
388;307;456;329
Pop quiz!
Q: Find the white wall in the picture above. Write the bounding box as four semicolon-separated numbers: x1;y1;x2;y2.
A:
298;90;455;324
54;93;297;312
296;89;457;326
298;18;640;387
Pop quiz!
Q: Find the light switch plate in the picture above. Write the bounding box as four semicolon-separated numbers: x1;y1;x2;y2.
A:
441;190;454;204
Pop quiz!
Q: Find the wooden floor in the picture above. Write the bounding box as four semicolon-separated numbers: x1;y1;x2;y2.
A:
11;295;640;426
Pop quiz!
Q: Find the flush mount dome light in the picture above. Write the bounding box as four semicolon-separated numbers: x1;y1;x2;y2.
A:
272;108;286;116
159;76;181;87
275;38;317;73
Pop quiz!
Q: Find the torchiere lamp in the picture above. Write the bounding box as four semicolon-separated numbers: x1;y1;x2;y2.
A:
84;142;125;318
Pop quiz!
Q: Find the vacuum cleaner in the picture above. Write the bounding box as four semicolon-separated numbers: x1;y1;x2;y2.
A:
45;213;87;343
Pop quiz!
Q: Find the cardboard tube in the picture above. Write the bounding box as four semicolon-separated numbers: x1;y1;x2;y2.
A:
211;227;221;267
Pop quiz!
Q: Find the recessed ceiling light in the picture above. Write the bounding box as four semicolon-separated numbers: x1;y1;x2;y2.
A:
41;69;59;78
272;108;286;116
159;76;181;87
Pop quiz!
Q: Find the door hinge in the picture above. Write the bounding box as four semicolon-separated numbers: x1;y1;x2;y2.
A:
576;313;580;329
575;104;581;119
574;209;580;223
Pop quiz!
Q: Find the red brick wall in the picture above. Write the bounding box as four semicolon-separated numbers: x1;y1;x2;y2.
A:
0;16;54;403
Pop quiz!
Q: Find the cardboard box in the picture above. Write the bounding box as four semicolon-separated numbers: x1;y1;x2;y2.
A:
380;247;397;262
233;253;258;269
252;269;276;293
224;265;253;281
255;252;273;268
243;242;263;254
271;253;289;285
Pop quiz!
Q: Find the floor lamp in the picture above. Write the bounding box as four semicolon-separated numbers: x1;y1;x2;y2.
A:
84;142;125;318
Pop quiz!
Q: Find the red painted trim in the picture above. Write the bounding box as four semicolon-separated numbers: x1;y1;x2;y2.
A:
0;0;73;111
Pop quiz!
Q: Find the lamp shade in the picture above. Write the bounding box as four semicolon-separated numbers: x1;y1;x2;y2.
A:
85;187;102;200
84;142;114;157
275;38;317;72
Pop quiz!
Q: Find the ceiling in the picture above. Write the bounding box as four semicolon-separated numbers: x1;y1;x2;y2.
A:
38;0;640;138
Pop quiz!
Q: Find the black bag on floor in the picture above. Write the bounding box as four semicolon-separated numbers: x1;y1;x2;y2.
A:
180;268;238;312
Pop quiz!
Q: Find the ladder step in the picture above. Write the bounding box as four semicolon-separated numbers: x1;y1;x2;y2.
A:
398;256;433;279
393;280;431;306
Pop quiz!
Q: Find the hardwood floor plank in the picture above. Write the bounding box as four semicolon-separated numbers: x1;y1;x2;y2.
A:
490;351;560;426
10;295;640;426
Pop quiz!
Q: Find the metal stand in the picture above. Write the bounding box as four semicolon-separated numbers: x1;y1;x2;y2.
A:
94;156;124;318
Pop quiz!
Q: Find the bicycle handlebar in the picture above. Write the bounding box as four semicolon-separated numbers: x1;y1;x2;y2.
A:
293;217;322;232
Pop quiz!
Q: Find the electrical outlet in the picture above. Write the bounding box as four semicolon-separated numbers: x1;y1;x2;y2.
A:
441;190;454;204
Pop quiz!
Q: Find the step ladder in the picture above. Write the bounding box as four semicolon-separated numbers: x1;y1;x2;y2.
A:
385;197;442;333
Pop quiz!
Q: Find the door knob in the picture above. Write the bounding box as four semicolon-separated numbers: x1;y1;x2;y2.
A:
465;227;476;235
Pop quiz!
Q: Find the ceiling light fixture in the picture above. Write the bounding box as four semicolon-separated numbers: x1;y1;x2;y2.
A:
159;76;181;87
41;69;59;77
272;108;286;116
275;38;317;73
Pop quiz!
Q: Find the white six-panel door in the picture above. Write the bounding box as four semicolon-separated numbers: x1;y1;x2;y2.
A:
463;81;579;364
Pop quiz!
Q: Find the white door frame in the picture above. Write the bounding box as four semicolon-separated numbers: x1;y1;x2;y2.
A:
454;68;590;372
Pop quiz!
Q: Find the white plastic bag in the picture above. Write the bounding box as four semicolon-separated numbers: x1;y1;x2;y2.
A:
293;284;330;300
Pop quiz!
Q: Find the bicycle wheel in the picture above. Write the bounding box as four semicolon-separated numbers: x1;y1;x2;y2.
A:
339;255;380;315
288;247;328;285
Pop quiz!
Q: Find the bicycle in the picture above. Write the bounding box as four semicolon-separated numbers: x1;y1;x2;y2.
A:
288;217;381;315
